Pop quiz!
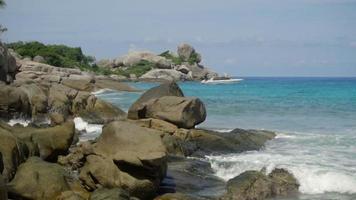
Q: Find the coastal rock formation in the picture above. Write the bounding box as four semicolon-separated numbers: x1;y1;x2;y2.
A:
0;174;7;200
93;121;167;185
128;82;184;119
0;126;27;181
140;69;191;81
128;82;206;128
90;188;130;200
7;157;81;200
144;96;206;129
96;43;218;81
0;42;18;83
222;169;299;200
177;43;201;63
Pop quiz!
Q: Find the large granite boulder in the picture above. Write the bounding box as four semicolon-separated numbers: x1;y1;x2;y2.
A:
128;82;184;120
114;51;171;69
33;55;46;63
18;83;48;117
80;155;155;199
222;169;299;200
0;127;27;182
93;121;167;187
79;99;127;124
0;42;17;83
177;43;196;62
140;69;190;81
90;188;130;200
188;129;276;156
0;174;7;200
7;157;73;200
0;85;31;119
62;75;95;91
144;96;206;129
3;121;75;162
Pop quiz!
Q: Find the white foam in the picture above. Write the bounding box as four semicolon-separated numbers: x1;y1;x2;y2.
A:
91;88;114;95
8;119;31;127
206;149;356;195
275;133;297;139
73;117;103;141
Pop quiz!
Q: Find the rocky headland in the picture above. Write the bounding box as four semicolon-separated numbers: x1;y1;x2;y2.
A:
0;41;300;200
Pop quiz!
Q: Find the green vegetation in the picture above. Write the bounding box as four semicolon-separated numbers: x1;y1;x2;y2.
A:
113;60;154;77
160;50;200;65
187;52;200;65
7;41;159;78
159;51;183;65
7;41;94;68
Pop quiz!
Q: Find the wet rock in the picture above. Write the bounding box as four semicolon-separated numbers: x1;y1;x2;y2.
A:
154;192;197;200
188;129;276;156
222;169;299;200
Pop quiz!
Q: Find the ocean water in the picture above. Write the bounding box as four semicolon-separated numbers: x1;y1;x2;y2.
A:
96;77;356;200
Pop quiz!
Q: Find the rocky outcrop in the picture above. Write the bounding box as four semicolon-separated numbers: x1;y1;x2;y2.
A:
0;126;27;182
222;169;299;200
140;69;191;81
33;55;46;63
188;129;276;156
177;43;201;63
93;121;167;185
59;121;168;199
128;82;184;119
113;51;172;69
96;43;218;81
90;188;130;200
0;42;18;84
0;174;7;200
6;121;75;161
7;157;85;200
143;96;206;129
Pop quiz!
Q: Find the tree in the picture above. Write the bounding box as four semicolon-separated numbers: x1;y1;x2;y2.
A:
0;0;5;7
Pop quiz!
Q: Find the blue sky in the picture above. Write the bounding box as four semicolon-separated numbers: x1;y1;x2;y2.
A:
1;0;356;76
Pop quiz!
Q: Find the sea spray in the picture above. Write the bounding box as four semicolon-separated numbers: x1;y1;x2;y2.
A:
73;117;103;141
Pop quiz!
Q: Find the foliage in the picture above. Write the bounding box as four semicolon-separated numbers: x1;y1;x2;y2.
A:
187;52;200;65
7;41;95;68
113;60;154;77
159;50;183;65
0;0;5;7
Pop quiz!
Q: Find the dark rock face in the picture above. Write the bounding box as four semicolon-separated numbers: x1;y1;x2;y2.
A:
63;120;169;200
128;82;184;120
188;129;276;156
222;169;299;200
0;121;75;182
162;156;226;199
0;42;18;83
90;188;130;200
0;174;7;200
7;157;72;200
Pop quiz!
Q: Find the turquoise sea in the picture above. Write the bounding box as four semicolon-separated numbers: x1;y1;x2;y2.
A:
96;77;356;200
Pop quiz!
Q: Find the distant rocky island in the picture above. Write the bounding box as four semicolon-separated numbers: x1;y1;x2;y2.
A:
0;41;300;200
5;41;218;83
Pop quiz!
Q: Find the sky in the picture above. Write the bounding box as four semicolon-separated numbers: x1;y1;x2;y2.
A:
0;0;356;77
